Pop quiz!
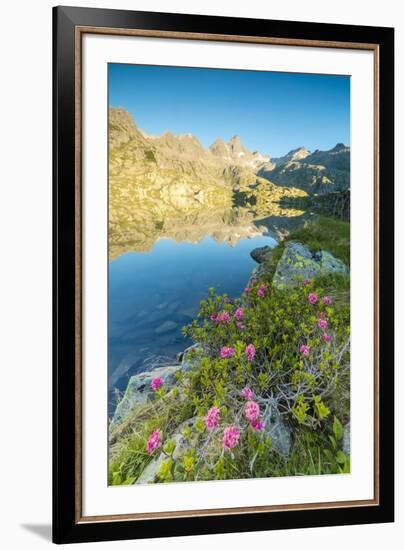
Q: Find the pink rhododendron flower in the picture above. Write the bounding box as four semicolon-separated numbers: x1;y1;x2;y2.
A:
234;307;244;321
304;278;312;286
220;346;236;359
245;343;256;362
323;295;333;306
212;311;231;324
205;406;221;431
317;318;328;330
308;292;318;304
241;387;255;400
217;311;231;324
257;284;268;298
236;321;245;330
245;400;260;422
223;426;241;449
151;377;164;391
250;278;258;286
244;287;251;294
300;344;310;356
251;418;265;431
323;333;331;343
146;430;162;454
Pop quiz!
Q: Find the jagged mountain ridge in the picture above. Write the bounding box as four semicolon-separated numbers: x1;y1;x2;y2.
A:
110;107;349;195
110;108;269;189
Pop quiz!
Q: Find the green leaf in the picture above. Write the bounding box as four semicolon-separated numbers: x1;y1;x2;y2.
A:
112;471;122;485
163;439;176;456
122;476;135;485
336;450;347;464
333;416;344;441
328;435;337;450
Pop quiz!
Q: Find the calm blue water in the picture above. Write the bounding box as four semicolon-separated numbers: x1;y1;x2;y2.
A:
108;235;276;406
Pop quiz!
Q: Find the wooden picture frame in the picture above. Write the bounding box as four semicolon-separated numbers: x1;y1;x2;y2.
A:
53;5;394;544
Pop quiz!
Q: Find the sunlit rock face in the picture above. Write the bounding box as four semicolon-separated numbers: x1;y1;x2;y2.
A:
108;108;308;259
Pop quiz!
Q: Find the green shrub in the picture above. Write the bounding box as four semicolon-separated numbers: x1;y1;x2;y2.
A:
110;274;350;484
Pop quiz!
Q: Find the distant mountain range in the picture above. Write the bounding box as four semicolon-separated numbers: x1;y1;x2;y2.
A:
109;107;350;195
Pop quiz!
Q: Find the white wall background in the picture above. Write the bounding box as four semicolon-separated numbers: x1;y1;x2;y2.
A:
0;0;401;548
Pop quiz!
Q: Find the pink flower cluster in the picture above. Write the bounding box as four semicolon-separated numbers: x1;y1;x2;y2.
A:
251;418;265;431
308;292;318;304
211;311;231;324
151;377;164;391
323;295;333;306
244;400;265;431
300;344;310;356
304;278;312;286
220;346;236;359
245;343;256;362
317;311;331;341
257;284;268;298
205;406;220;431
234;307;244;321
241;387;255;400
146;430;162;454
317;318;328;330
223;426;241;449
244;400;260;422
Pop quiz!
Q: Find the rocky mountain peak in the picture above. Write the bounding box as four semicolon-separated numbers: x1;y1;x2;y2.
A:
330;143;349;153
288;147;311;161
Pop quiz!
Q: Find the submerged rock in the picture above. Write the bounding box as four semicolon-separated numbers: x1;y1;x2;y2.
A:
273;241;348;288
111;365;181;426
155;320;179;334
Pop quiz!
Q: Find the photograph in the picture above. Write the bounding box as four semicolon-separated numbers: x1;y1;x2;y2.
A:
107;64;352;486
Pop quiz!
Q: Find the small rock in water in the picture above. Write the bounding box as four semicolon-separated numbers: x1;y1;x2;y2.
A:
155;320;178;334
250;245;273;264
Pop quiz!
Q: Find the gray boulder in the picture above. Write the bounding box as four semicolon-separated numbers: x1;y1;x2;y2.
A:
263;405;292;456
112;365;181;426
273;241;348;288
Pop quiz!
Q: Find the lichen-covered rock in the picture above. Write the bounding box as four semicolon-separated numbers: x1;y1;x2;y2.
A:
111;365;181;426
273;241;348;288
250;245;273;264
263;405;292;456
136;417;201;484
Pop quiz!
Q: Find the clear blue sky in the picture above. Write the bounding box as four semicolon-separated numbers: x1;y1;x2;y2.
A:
109;63;350;157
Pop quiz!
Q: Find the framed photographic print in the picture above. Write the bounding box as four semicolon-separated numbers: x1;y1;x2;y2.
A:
53;5;394;544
